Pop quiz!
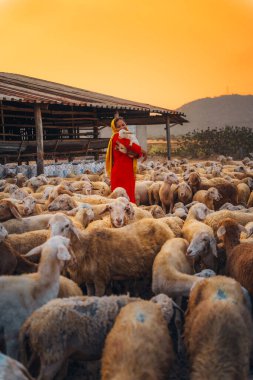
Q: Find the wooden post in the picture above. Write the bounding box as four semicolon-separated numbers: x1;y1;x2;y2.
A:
165;115;171;160
0;101;7;164
34;104;44;175
93;124;99;161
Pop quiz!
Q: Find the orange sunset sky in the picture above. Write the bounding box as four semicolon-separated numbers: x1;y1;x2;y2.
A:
1;0;253;109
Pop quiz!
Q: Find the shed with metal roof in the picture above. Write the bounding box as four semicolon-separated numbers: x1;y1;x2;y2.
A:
0;73;188;173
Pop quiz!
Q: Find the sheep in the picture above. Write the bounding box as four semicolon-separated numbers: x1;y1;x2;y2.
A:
0;199;22;222
217;218;253;296
182;203;217;270
0;235;73;358
66;204;95;228
101;299;175;380
192;187;221;210
91;181;110;196
2;214;53;234
187;172;238;208
44;214;175;296
173;181;193;205
19;295;139;380
152;238;215;298
108;187;129;200
148;181;162;205
118;128;139;145
237;182;251;206
135;181;153;206
247;190;253;207
25;175;48;191
0;352;34;380
159;172;179;213
47;194;78;212
0;223;37;275
139;205;166;218
219;202;246;211
158;216;183;237
204;209;253;235
184;276;253;380
12;195;44;217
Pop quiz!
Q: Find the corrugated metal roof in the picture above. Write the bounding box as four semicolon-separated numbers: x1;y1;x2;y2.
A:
0;72;186;118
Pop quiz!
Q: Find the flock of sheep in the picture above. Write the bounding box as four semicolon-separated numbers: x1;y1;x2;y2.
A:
0;154;253;380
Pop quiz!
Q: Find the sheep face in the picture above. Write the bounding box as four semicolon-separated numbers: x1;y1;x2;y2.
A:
189;203;211;221
187;232;217;258
8;184;19;194
177;182;192;201
164;172;179;185
11;188;28;201
48;213;81;240
22;196;37;216
48;194;76;211
100;201;131;228
0;223;8;242
207;187;221;201
110;187;130;200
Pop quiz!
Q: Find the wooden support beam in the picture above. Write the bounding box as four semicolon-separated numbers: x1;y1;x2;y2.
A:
165;116;171;160
34;104;44;175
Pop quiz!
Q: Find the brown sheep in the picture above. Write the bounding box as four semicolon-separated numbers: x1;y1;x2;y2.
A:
187;172;238;209
159;172;179;213
217;218;253;296
237;182;251;206
192;187;221;210
205;209;253;236
101;300;175;380
184;276;252;380
45;214;175;296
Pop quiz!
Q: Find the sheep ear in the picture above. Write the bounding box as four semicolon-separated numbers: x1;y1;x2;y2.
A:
9;203;22;220
70;224;82;241
217;225;226;238
24;245;43;257
238;224;247;234
196;207;206;221
57;245;71;261
66;207;78;216
98;204;110;215
209;237;218;257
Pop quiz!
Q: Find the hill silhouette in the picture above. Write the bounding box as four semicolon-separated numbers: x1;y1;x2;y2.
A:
147;94;253;138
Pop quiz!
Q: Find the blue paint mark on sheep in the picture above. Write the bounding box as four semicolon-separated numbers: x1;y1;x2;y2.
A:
136;312;146;323
215;289;227;300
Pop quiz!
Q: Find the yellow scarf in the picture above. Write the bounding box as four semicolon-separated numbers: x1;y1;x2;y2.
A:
105;118;137;177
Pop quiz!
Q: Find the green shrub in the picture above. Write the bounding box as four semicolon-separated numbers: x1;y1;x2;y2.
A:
174;126;253;159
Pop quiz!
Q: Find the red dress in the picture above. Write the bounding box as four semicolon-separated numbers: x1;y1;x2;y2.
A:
111;133;142;203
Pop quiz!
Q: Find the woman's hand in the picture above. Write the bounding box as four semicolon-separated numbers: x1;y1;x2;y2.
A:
141;149;147;162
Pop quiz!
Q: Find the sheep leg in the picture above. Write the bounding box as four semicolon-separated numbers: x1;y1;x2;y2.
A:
94;280;106;296
86;282;95;296
161;202;167;214
38;359;65;380
174;296;183;354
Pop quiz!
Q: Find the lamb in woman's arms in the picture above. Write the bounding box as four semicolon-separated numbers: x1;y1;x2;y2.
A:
118;129;140;146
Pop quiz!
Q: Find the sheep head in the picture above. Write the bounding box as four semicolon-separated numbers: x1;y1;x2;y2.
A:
187;203;211;221
217;218;247;242
207;187;221;201
187;232;217;258
47;194;77;211
48;213;82;241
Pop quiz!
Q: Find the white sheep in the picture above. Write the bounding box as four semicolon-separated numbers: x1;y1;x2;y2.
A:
0;352;34;380
0;235;72;359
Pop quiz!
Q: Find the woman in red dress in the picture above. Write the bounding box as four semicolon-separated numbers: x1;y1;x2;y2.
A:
105;117;146;203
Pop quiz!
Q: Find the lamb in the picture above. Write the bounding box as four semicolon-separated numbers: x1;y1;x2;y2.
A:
0;352;34;380
118;128;139;145
19;295;139;380
101;299;175;380
152;238;215;298
159;172;179;213
44;214;175;295
0;235;73;358
139;205;165;218
173;181;193;205
135;181;153;206
184;276;252;380
192;187;221;210
217;218;253;296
